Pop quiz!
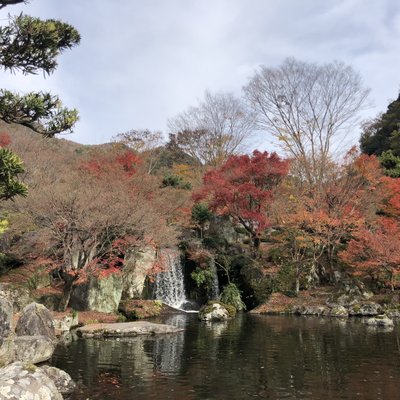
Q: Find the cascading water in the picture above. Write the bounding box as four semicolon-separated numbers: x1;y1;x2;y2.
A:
154;249;188;310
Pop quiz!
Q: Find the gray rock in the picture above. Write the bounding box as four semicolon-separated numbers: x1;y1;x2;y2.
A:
40;365;76;395
349;302;382;316
52;312;79;334
0;336;14;367
69;273;123;313
0;298;13;343
364;315;394;327
122;247;156;299
15;303;56;342
76;321;183;338
0;283;32;312
199;302;230;322
13;336;55;364
324;305;348;318
293;305;327;315
0;362;62;400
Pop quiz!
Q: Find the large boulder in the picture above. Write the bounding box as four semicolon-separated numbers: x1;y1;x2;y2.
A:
69;272;123;313
324;305;348;318
0;336;14;367
0;283;32;312
199;301;236;322
13;336;55;364
0;298;13;344
15;303;56;342
0;362;62;400
122;247;156;299
349;302;382;316
39;365;76;395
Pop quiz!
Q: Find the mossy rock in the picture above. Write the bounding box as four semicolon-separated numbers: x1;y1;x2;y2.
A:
199;300;236;321
118;300;163;320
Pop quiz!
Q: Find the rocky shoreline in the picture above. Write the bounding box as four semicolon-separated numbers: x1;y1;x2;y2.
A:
250;290;399;327
0;298;187;399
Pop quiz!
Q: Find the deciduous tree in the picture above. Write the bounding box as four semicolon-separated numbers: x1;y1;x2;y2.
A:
244;58;370;187
168;91;255;167
194;150;288;249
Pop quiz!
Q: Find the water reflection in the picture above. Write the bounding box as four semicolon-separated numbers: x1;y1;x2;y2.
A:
52;315;400;400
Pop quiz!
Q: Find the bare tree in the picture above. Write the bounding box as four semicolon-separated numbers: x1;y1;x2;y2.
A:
244;58;370;187
112;129;165;174
168;90;255;167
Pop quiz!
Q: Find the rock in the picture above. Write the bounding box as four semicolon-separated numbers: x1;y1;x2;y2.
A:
293;305;327;315
364;315;394;327
386;309;400;318
0;362;62;400
15;303;56;342
119;299;163;320
13;336;55;364
0;283;32;312
0;336;14;367
52;312;79;334
76;321;183;338
349;302;382;316
324;305;348;318
69;272;123;313
39;365;76;395
0;298;13;344
122;247;156;299
199;302;234;322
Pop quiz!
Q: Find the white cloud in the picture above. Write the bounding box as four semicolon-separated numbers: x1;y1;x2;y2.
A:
0;0;399;148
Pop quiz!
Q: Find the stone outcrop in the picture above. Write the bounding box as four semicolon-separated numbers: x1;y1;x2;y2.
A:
199;301;235;322
0;362;62;400
69;272;123;313
13;336;55;364
39;365;76;395
0;283;32;312
52;311;79;335
122;247;156;299
0;298;12;344
349;302;382;316
15;302;56;342
76;321;183;338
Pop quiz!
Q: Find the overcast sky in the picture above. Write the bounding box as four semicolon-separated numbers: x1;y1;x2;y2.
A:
1;0;400;149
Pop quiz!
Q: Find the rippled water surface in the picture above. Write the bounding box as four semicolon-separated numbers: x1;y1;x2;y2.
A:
52;314;400;400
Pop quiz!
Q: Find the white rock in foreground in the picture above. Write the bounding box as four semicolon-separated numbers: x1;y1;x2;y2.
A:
0;362;62;400
76;321;183;338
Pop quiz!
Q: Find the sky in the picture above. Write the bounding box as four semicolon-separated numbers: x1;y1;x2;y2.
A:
1;0;400;149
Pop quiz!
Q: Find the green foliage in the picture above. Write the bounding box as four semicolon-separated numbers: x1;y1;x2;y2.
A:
191;267;215;288
0;90;78;136
0;147;27;200
162;174;192;190
360;95;400;156
191;203;212;224
0;13;81;75
220;282;246;311
379;150;400;177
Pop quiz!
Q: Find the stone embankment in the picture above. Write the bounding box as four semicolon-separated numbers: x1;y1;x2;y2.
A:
250;289;398;327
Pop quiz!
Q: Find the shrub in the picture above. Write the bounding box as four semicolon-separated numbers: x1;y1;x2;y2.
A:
220;282;246;311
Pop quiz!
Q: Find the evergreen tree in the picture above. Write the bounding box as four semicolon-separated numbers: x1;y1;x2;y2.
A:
0;0;80;199
360;93;400;177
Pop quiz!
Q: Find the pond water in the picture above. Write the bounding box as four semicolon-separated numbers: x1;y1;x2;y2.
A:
52;314;400;400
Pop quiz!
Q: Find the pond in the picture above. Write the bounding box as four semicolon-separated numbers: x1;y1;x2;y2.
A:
52;314;400;400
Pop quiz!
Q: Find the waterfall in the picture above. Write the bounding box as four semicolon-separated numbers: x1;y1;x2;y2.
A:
209;258;220;300
154;249;188;309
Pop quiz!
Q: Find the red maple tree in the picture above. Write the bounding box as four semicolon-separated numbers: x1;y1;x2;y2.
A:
194;150;289;248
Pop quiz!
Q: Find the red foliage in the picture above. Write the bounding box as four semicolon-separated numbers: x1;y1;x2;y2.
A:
0;132;11;147
80;150;141;179
194;150;289;242
340;217;400;289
